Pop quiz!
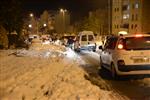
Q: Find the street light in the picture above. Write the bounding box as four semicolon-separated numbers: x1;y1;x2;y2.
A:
30;13;33;17
43;23;47;27
64;9;67;12
60;9;64;13
59;9;67;34
28;24;32;28
60;9;67;13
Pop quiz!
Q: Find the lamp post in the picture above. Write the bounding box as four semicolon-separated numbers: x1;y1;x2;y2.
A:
60;9;67;34
43;23;47;34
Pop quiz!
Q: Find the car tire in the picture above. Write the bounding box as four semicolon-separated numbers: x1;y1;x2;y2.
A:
93;49;96;52
111;63;119;80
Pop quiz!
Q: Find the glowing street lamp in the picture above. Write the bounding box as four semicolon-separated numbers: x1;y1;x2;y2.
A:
30;13;33;17
60;9;67;13
43;23;47;27
60;9;64;13
28;24;32;28
64;9;67;12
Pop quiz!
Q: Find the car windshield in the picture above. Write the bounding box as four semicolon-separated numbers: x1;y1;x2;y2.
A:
88;35;94;41
124;36;150;50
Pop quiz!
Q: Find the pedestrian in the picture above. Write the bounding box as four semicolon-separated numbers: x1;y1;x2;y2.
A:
67;37;74;49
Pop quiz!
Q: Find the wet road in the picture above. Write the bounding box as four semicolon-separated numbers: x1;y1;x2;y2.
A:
78;50;150;100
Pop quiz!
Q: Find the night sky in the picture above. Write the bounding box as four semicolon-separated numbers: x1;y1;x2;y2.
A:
24;0;107;22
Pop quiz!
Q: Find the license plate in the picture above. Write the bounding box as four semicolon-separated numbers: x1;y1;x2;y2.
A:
133;58;149;63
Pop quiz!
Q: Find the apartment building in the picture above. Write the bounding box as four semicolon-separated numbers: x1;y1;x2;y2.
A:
112;0;150;35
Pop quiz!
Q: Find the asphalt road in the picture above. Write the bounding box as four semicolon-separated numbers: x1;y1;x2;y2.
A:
78;50;150;100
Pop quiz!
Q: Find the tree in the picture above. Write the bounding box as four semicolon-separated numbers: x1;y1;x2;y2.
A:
0;0;24;48
39;10;49;28
0;0;24;35
39;10;50;34
0;26;8;49
75;9;108;35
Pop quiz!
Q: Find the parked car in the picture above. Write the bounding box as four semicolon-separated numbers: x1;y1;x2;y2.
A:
74;31;96;52
99;34;150;79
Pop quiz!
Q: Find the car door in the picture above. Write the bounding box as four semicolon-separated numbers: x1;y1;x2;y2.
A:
101;38;110;65
80;35;87;45
88;35;95;44
101;37;118;67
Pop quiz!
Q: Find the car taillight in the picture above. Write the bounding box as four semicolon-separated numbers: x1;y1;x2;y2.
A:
117;60;125;66
117;44;124;49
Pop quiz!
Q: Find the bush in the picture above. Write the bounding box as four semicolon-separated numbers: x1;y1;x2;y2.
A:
0;26;8;49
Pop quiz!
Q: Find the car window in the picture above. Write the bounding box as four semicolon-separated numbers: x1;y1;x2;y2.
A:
88;35;94;41
104;37;118;49
81;35;87;41
124;36;150;50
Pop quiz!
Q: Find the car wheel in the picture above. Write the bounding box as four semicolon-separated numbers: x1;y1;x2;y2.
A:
93;49;96;52
111;63;118;80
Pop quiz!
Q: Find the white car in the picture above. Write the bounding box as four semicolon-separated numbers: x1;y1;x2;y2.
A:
99;34;150;79
74;31;96;52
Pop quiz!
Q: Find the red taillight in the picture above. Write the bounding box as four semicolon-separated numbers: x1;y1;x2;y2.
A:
135;34;143;37
118;44;124;49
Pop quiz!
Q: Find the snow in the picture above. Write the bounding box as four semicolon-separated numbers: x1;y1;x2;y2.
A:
0;43;148;100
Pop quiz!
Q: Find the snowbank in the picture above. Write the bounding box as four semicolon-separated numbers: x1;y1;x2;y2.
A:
0;44;130;100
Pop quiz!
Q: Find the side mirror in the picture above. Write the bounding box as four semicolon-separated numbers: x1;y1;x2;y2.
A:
99;46;103;50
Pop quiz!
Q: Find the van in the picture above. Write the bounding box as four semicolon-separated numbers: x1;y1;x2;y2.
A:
74;31;96;52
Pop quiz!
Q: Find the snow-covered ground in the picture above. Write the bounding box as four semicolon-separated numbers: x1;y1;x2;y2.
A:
0;43;149;100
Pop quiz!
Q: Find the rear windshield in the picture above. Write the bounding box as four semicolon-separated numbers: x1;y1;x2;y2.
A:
81;35;87;41
124;36;150;50
88;35;94;41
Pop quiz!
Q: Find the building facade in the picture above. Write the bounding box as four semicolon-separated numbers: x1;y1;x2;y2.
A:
112;0;150;35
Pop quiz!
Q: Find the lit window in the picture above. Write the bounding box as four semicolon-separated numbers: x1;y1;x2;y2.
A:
126;14;129;18
123;14;129;19
127;5;130;10
123;15;127;19
135;3;139;8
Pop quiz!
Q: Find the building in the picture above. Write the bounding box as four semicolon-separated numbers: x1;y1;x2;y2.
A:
112;0;150;35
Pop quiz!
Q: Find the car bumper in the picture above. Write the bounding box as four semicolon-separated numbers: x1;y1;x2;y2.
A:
80;45;96;50
116;64;150;75
118;65;150;72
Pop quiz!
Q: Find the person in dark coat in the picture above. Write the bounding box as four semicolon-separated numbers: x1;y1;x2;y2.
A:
67;37;74;49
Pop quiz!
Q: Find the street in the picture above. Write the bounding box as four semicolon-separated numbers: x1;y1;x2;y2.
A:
79;50;150;100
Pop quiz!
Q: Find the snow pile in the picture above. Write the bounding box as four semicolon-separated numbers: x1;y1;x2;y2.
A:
16;49;64;59
0;53;126;100
0;44;129;100
15;44;66;59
